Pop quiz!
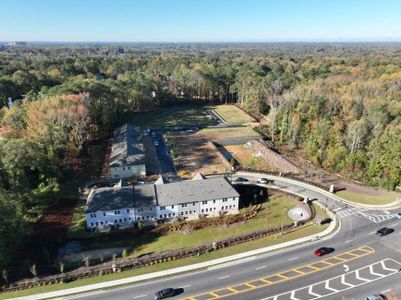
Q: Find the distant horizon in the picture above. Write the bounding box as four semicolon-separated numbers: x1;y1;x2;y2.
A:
2;0;401;42
3;40;401;44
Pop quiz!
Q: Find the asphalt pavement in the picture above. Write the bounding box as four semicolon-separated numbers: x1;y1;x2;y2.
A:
65;174;401;300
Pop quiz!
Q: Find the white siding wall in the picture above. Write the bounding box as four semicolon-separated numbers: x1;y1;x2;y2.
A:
86;208;136;229
156;205;179;220
110;164;146;179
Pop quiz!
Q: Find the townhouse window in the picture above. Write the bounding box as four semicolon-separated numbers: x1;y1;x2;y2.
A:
160;215;163;218
146;216;149;220
160;206;166;210
164;214;167;218
115;219;117;223
193;202;196;206
171;205;174;209
223;198;227;202
138;208;143;213
91;223;94;227
115;210;120;215
214;207;216;210
173;213;175;216
149;207;152;211
106;221;108;224
229;205;232;209
126;209;129;213
122;167;125;171
137;217;140;220
201;209;204;213
90;213;96;218
128;166;131;170
181;204;187;208
213;200;216;204
202;201;207;205
168;213;171;217
103;212;106;216
180;212;184;216
124;218;127;222
185;211;188;215
142;216;145;220
206;208;208;212
96;222;98;226
100;221;103;225
119;219;122;223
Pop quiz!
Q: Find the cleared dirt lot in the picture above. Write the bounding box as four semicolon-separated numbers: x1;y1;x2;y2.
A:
165;127;262;177
165;132;230;177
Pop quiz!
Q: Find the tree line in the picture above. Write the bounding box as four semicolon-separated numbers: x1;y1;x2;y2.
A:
0;43;400;272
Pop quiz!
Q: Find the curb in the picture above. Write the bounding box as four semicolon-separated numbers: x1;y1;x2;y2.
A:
237;171;401;211
9;201;338;300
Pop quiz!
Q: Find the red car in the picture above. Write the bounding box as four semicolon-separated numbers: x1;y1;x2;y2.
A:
314;247;334;257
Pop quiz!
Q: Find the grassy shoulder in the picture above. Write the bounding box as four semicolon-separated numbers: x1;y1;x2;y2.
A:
0;202;329;300
336;190;401;205
212;105;256;124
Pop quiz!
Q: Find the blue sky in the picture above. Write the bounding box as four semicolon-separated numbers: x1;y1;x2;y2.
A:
1;0;401;42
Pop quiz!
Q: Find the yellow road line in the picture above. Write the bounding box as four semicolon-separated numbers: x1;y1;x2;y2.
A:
182;245;375;300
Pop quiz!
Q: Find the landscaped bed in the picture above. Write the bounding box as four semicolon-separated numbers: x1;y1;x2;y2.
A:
212;104;256;124
198;126;260;141
1;194;330;300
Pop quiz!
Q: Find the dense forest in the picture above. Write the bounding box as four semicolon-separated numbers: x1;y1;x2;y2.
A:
0;43;400;271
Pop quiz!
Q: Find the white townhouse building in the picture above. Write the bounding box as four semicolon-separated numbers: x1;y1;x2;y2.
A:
109;124;146;179
85;174;240;231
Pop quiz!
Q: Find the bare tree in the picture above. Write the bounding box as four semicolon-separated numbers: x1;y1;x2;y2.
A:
2;269;8;283
58;260;64;275
29;264;38;282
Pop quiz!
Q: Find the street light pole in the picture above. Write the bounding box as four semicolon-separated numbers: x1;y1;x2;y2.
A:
281;208;288;236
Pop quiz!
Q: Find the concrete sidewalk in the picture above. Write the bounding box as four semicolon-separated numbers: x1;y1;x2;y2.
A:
10;210;338;300
237;171;401;210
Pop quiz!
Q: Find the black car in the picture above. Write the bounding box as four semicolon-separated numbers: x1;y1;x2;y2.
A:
234;177;248;183
376;227;394;236
154;288;175;300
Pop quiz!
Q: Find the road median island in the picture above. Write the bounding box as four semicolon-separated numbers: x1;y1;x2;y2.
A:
3;200;336;300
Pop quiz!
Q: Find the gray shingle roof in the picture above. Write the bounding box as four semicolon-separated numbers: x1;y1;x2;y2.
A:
133;184;157;208
110;124;145;167
156;177;239;206
86;177;239;212
85;186;134;213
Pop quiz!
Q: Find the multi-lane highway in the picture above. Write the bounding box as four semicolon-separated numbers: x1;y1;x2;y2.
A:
69;173;401;300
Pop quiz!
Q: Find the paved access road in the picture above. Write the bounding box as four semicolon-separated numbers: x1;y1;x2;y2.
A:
68;174;401;300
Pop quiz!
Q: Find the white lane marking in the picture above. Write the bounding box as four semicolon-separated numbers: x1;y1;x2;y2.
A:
290;290;300;300
381;260;398;272
259;259;401;300
334;207;343;212
256;266;266;270
369;231;376;235
340;274;353;287
182;284;191;288
345;240;353;244
355;270;369;282
218;275;231;280
133;295;147;299
308;285;321;297
390;223;398;227
324;280;338;292
288;257;298;261
369;265;385;278
383;210;390;215
208;256;256;270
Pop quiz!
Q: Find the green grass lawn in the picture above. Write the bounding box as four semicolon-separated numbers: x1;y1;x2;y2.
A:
199;126;260;140
336;190;401;205
130;105;214;128
213;105;256;124
1;201;329;300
